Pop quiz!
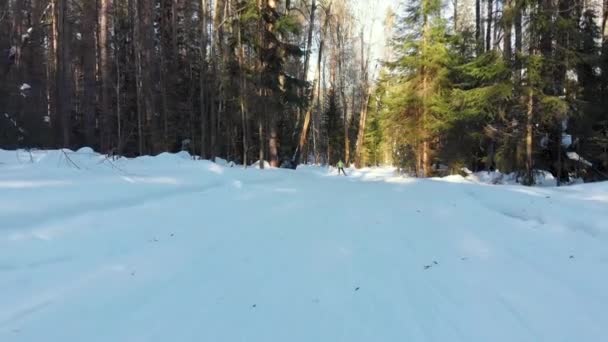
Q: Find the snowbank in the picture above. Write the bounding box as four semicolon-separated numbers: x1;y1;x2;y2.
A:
251;160;272;169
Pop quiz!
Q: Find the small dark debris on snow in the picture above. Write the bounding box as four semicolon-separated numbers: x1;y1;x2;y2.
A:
416;210;421;213
433;261;439;265
355;287;360;291
170;233;175;237
131;271;136;276
252;304;257;308
546;196;551;199
569;255;575;259
424;265;432;270
461;257;468;261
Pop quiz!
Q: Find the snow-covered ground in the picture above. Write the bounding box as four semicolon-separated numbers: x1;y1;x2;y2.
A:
1;149;607;342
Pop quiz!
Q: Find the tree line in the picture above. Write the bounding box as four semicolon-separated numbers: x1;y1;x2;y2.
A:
363;0;608;184
0;0;372;168
2;0;608;185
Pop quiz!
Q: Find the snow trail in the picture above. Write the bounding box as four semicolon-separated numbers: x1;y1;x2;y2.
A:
1;150;607;341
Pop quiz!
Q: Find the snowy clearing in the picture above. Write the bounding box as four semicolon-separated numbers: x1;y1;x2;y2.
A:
1;149;608;342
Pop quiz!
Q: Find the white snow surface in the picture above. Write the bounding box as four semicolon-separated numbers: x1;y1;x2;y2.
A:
1;149;608;342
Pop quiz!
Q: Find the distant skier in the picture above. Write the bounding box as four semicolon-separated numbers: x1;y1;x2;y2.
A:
337;160;347;176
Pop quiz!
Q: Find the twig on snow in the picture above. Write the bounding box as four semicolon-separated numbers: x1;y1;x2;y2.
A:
61;149;81;169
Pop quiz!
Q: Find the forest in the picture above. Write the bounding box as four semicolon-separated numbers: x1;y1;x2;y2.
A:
1;0;608;185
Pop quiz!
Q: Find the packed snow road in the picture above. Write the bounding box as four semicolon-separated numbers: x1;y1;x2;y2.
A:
1;149;607;342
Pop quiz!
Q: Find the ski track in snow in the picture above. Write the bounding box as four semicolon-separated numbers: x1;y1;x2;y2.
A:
0;151;607;341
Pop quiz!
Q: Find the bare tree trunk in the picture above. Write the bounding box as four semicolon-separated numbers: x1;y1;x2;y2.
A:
49;0;59;144
258;116;265;168
199;0;208;159
514;1;522;83
236;9;248;166
257;0;265;168
525;88;534;185
269;120;279;167
132;0;144;155
503;0;512;61
453;0;458;30
302;0;316;80
314;55;322;164
476;0;482;53
354;88;371;168
266;0;280;167
420;10;430;177
602;0;608;41
293;2;331;165
115;20;122;155
354;24;373;168
54;0;70;147
99;0;111;152
486;0;493;51
83;0;97;148
336;23;350;164
12;0;24;69
211;0;227;160
160;0;175;151
292;0;317;142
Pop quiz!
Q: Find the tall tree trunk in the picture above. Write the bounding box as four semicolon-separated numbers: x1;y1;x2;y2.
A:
294;50;322;166
49;0;58;144
553;0;572;185
258;116;265;168
115;10;122;155
199;0;208;159
514;1;522;84
99;0;111;152
336;23;350;164
419;8;430;177
539;0;553;89
211;0;226;160
160;0;176;151
354;87;372;168
313;47;322;164
354;24;373;168
292;0;317;143
602;0;608;42
140;0;155;154
476;0;483;54
293;2;331;165
83;0;97;148
12;0;24;69
503;0;512;62
302;0;316;81
257;0;264;168
524;2;539;186
454;0;458;30
486;0;493;51
133;0;144;155
54;0;70;147
525;87;534;185
265;0;279;167
236;7;248;166
269;120;279;167
11;0;24;141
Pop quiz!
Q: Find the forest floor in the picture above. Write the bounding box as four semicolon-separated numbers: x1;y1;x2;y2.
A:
1;149;607;342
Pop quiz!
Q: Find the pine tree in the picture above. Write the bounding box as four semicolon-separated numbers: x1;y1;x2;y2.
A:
381;0;452;176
